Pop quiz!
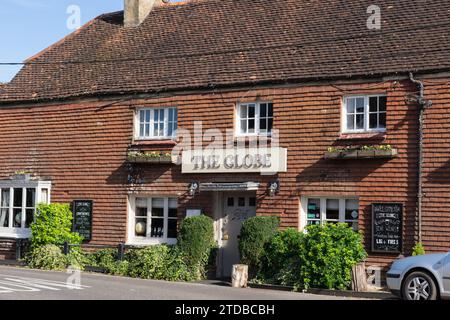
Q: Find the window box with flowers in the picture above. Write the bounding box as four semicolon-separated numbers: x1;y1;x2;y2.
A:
127;151;174;164
324;145;398;160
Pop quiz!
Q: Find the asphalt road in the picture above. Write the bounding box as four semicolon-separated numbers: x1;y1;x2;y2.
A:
0;265;364;300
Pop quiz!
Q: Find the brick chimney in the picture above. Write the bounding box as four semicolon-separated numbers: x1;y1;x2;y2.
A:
124;0;167;27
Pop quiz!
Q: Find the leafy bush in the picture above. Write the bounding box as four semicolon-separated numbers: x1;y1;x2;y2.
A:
30;203;82;248
178;215;215;279
260;228;304;284
238;216;280;276
126;245;194;281
26;244;67;270
298;223;367;290
412;242;426;256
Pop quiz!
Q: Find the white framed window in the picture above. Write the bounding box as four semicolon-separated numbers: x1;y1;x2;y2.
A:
236;102;273;136
0;180;51;238
342;95;387;133
135;107;178;140
300;196;359;231
128;196;178;245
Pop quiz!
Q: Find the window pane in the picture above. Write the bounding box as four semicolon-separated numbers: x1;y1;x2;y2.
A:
268;103;273;117
240;120;247;133
145;110;151;122
326;199;339;220
26;188;35;208
136;198;147;217
139;110;145;123
347;98;355;113
13;208;21;227
154;109;159;122
152;208;164;217
168;219;177;239
369;113;378;129
369;97;378;112
150;218;164;237
13;188;22;207
151;198;164;217
355;98;365;113
249;197;256;207
145;123;150;136
227;197;234;207
0;209;9;227
379;96;387;111
135;218;147;236
267;118;273;133
260;118;267;131
168;208;177;218
345;199;359;221
238;197;245;207
140;124;144;137
379;113;386;128
248;119;255;132
25;209;34;228
347;115;355;130
169;198;177;208
248;105;255;118
260;103;267;117
1;189;10;207
240;105;247;118
356;114;364;129
307;198;321;220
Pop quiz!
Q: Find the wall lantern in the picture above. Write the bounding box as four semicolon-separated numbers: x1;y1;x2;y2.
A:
268;180;280;197
188;181;199;196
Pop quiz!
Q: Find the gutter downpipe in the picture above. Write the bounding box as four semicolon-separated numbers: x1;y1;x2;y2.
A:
409;72;432;245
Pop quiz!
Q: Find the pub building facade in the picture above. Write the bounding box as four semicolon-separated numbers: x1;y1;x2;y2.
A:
1;0;450;277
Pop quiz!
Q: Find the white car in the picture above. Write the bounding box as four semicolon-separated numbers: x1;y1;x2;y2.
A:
386;252;450;300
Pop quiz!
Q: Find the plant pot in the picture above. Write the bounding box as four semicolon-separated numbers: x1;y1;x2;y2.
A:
12;173;32;181
357;150;375;158
324;151;340;159
341;150;358;159
374;149;398;158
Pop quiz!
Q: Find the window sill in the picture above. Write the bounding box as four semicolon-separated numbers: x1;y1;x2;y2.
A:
132;139;177;146
338;132;386;141
0;228;31;239
126;238;177;246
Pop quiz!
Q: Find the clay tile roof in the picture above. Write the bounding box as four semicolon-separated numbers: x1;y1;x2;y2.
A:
1;0;450;103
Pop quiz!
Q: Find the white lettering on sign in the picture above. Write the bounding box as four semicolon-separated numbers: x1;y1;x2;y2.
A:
182;148;287;174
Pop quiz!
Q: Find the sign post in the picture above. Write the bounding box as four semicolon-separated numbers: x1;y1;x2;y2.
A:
72;200;93;241
372;203;403;253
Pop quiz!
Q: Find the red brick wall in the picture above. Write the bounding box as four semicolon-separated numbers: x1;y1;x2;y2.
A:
0;78;447;268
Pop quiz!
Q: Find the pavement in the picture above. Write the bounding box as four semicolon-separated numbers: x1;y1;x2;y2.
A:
0;265;373;300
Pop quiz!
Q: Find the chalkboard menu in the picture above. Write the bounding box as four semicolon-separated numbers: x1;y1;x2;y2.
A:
372;203;403;253
72;200;93;241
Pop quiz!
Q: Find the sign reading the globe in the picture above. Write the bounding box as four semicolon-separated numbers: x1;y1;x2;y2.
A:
72;200;93;241
182;148;287;174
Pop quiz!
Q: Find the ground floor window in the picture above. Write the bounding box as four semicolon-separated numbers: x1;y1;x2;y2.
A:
301;197;359;231
128;196;178;244
0;181;51;238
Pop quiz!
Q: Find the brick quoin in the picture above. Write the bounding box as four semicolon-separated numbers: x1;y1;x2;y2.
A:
0;77;449;271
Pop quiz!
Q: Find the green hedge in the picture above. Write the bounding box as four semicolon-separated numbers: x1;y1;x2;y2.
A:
259;223;367;290
238;216;280;276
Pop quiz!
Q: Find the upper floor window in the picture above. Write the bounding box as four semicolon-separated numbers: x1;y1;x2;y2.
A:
343;95;387;133
0;180;51;238
236;102;273;136
136;107;178;139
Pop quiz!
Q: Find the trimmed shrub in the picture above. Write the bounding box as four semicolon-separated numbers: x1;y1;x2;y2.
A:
126;245;194;281
260;228;304;285
178;215;215;279
30;203;82;249
298;223;367;290
26;244;67;270
238;216;280;276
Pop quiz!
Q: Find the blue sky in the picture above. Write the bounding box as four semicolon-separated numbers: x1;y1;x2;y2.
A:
0;0;180;82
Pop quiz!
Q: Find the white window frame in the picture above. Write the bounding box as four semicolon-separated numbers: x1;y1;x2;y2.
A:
134;107;178;140
235;102;273;137
299;196;359;232
342;95;387;133
0;180;51;238
127;195;178;245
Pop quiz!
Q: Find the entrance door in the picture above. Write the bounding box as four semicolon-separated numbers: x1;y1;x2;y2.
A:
221;193;257;278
